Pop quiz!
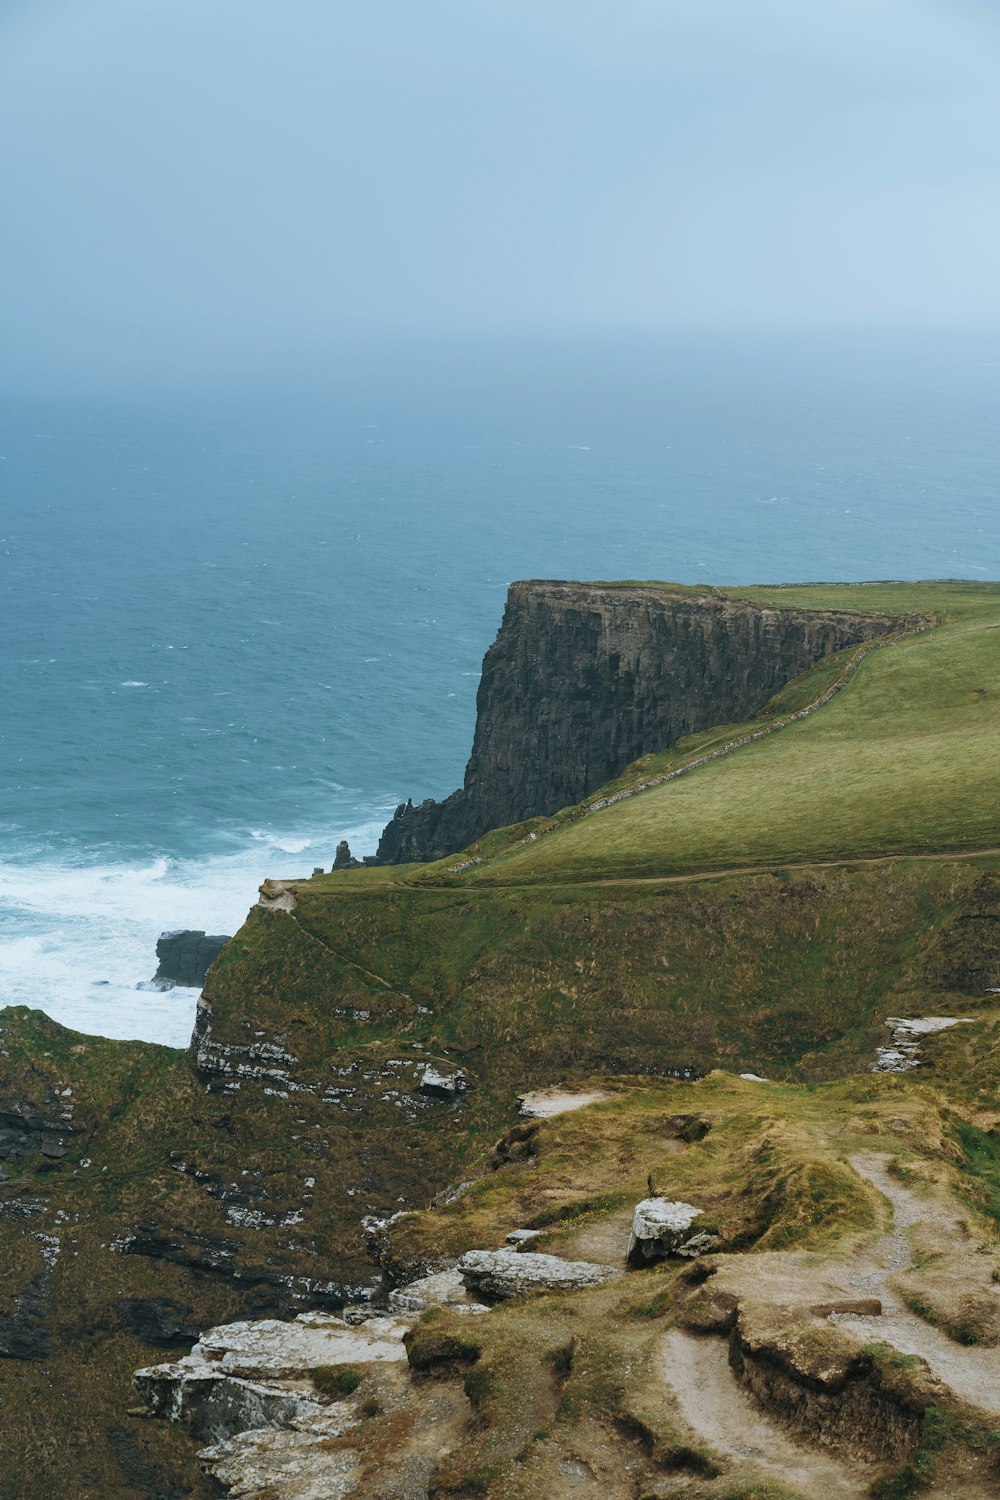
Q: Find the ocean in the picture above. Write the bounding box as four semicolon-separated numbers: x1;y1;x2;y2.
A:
1;330;998;1046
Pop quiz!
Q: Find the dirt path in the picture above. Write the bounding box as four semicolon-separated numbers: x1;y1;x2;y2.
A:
401;844;1000;893
838;1154;1000;1413
659;1329;873;1497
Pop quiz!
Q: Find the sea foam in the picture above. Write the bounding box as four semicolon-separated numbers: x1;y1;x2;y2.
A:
0;814;387;1049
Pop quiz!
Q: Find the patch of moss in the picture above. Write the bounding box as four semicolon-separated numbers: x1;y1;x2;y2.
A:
404;1322;481;1374
312;1364;363;1397
955;1119;1000;1224
527;1191;630;1229
718;1482;807;1500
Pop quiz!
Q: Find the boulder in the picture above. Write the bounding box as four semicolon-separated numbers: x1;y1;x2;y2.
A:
458;1249;620;1301
626;1197;717;1265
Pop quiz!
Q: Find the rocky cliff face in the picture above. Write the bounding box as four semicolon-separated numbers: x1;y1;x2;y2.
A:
377;581;911;863
153;930;231;989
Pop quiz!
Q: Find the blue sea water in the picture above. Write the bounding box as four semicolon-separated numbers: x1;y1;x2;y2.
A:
1;331;998;1045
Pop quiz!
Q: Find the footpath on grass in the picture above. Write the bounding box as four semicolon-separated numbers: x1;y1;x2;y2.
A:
400;843;1000;893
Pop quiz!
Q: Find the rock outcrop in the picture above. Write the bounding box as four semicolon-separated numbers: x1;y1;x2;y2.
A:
134;1311;410;1441
457;1248;621;1301
332;840;360;871
152;930;231;989
377;581;915;863
872;1015;975;1073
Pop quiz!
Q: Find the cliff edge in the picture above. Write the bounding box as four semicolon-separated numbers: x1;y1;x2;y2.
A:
377;580;913;863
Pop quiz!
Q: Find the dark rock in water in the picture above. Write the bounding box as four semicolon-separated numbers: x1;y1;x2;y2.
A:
152;930;231;989
135;977;175;993
332;839;361;871
91;979;110;986
118;1298;200;1348
377;580;920;864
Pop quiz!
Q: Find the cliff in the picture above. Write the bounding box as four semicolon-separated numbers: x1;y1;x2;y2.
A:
377;580;913;863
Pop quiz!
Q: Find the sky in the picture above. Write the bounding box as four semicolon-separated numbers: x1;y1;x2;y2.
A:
1;0;999;388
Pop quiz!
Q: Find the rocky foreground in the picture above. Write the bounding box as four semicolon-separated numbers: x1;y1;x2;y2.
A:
130;1054;1000;1500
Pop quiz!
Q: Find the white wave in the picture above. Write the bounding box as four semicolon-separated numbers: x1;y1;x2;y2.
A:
0;811;390;1049
120;680;148;687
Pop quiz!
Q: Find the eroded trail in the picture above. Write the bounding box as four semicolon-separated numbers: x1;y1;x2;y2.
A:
659;1329;871;1497
837;1153;1000;1414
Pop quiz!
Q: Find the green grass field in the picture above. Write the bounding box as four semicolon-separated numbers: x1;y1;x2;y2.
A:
417;580;1000;884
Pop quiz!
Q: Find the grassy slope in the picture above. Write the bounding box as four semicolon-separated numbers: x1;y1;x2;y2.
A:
287;861;991;1085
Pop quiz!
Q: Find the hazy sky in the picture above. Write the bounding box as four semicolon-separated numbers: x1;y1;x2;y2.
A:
2;0;999;386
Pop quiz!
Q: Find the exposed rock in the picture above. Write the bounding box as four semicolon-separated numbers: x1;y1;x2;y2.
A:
388;1267;489;1315
332;840;361;871
134;1312;410;1442
872;1016;975;1073
152;930;231;989
458;1248;621;1301
626;1196;715;1264
517;1087;608;1119
0;1270;51;1358
199;1425;360;1500
0;1231;59;1360
257;879;298;912
377;581;917;862
114;1220;366;1312
418;1065;467;1100
0;1101;81;1166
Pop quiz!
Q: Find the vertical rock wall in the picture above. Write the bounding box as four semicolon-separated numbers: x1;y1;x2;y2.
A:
377;581;913;864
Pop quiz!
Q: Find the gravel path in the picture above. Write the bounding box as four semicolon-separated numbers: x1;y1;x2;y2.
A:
659;1329;871;1497
835;1153;1000;1414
